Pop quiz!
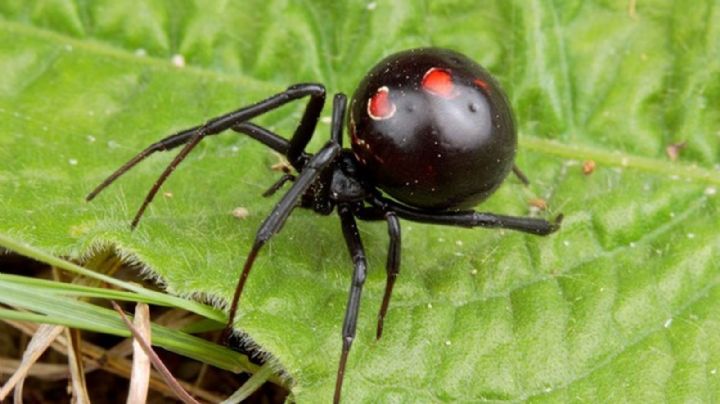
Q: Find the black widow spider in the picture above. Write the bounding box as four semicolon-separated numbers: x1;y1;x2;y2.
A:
87;48;562;403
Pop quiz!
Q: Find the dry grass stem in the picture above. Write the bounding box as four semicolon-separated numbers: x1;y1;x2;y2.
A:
0;324;64;401
111;301;199;404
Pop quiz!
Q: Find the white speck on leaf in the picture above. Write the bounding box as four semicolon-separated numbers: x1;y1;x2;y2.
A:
171;54;186;67
232;207;250;219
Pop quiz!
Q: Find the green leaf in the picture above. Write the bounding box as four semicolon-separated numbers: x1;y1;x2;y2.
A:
1;1;719;402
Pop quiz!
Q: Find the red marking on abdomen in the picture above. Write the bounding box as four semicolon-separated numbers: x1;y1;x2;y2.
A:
474;79;490;92
422;68;455;98
367;86;396;120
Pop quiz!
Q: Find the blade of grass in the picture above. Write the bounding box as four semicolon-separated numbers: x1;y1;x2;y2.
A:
221;362;277;404
0;283;260;375
0;234;224;322
0;272;180;307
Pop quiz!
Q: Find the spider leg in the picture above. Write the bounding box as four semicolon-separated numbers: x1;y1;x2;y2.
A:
261;173;296;197
352;208;401;339
87;84;326;227
85;122;292;203
376;211;401;340
334;204;369;404
252;89;348;199
370;195;562;235
329;94;347;146
223;141;341;334
225;92;346;329
239;87;346;172
512;164;530;186
127;129;203;228
233;122;291;155
85;125;202;202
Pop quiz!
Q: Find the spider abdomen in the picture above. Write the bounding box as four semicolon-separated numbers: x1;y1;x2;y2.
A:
348;48;516;210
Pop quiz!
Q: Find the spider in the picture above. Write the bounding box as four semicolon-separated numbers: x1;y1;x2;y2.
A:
87;47;562;403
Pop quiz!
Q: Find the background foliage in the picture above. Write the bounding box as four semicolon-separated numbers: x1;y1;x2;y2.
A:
1;0;719;401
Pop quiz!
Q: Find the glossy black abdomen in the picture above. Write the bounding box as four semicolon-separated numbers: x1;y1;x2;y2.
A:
348;48;516;210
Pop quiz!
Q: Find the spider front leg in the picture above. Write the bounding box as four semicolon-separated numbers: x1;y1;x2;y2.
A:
86;83;326;228
223;141;340;335
224;93;348;336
